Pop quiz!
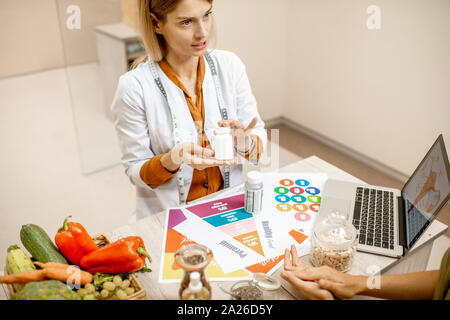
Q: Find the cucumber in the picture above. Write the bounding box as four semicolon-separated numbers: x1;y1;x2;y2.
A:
6;245;36;292
20;224;68;264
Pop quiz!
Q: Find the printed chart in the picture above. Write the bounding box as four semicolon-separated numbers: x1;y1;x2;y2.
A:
159;173;329;282
185;194;265;256
260;173;328;257
159;198;285;283
159;208;251;282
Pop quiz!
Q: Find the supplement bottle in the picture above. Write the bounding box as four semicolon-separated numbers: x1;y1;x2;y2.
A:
244;171;263;214
214;127;234;160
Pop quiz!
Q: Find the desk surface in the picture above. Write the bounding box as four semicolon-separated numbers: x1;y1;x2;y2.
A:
1;156;447;300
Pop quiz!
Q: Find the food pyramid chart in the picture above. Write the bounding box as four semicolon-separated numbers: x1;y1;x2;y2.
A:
185;194;265;256
160;209;251;282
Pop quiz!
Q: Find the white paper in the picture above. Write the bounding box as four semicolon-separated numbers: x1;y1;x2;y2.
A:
174;209;267;273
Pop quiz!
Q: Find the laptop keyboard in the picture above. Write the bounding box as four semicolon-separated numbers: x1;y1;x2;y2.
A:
353;187;395;250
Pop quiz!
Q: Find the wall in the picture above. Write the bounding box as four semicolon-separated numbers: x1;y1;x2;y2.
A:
0;0;65;78
285;0;450;176
214;0;289;121
0;0;122;78
2;0;448;177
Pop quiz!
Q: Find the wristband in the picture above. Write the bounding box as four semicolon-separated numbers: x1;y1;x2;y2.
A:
236;135;256;155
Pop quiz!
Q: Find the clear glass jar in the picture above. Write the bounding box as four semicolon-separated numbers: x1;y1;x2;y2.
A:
222;273;281;300
173;244;213;299
311;210;357;272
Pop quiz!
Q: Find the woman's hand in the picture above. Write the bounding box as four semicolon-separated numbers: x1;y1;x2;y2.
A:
218;117;258;153
161;142;238;171
281;245;334;300
282;245;366;299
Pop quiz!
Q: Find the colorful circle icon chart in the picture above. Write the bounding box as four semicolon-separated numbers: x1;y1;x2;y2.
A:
291;195;307;203
290;187;304;195
295;179;310;187
273;178;322;220
276;203;292;212
275;194;291;203
274;186;289;194
305;187;320;195
280;179;294;187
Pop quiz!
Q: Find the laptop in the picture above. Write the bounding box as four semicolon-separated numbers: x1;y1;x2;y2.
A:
318;134;450;258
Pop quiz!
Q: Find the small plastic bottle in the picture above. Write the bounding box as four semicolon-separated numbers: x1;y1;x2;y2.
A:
181;271;211;300
214;127;234;160
244;171;264;214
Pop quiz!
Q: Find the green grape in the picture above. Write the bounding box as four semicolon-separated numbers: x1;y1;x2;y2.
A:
120;279;130;289
85;283;95;293
100;289;109;298
103;281;116;291
113;275;123;287
125;287;135;296
116;289;128;300
77;288;87;298
84;294;96;300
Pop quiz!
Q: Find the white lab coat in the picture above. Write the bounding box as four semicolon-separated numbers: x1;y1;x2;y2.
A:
111;49;267;222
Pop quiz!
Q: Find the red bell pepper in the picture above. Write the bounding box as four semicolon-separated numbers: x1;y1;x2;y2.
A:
80;236;151;274
54;216;98;265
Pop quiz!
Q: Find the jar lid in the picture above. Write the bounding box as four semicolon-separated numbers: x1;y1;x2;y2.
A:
250;273;281;291
173;244;213;271
314;210;357;248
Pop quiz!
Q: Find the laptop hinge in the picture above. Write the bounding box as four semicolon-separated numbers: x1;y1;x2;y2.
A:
397;195;406;250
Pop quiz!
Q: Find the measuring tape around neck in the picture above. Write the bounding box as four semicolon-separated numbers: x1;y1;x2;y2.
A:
148;53;230;206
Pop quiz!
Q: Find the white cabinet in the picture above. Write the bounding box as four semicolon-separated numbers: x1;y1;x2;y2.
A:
95;23;146;120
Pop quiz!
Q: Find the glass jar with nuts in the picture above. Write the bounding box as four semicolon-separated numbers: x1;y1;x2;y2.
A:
311;210;357;272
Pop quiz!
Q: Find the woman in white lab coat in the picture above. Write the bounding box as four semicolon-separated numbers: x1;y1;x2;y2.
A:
111;0;267;222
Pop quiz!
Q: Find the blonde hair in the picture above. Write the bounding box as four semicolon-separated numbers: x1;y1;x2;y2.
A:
131;0;215;69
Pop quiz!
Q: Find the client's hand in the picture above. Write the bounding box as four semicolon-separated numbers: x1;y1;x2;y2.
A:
282;245;366;299
281;245;334;300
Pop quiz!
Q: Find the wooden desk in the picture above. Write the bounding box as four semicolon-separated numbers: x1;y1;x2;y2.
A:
1;156;447;300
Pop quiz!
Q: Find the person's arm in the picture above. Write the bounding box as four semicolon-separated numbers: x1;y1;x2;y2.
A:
318;270;440;300
111;75;159;190
283;246;440;300
139;153;179;189
141;143;238;188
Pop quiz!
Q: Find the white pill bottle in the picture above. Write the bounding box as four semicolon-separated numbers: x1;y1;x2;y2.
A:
214;127;234;160
244;171;264;214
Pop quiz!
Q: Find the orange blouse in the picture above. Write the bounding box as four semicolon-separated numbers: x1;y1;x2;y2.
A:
139;56;263;202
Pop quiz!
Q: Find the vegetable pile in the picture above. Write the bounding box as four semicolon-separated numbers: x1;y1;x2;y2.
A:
1;216;152;300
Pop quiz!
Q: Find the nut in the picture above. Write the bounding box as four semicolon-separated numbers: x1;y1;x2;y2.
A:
310;236;356;272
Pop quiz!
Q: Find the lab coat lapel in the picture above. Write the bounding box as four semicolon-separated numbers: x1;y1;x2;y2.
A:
203;59;229;180
157;64;197;144
203;61;222;146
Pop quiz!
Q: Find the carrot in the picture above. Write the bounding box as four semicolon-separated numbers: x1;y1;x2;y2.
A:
33;261;70;270
0;270;46;284
43;267;93;285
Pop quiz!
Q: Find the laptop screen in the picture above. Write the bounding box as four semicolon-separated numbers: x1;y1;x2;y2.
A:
402;135;450;249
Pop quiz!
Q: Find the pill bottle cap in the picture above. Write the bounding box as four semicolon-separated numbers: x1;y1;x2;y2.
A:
215;127;231;135
247;171;262;184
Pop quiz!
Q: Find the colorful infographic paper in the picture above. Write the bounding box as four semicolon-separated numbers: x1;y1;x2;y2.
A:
259;173;329;258
159;208;251;283
184;194;269;257
159;207;284;283
159;173;328;283
174;209;266;273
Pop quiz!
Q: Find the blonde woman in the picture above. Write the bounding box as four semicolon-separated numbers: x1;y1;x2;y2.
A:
111;0;267;221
